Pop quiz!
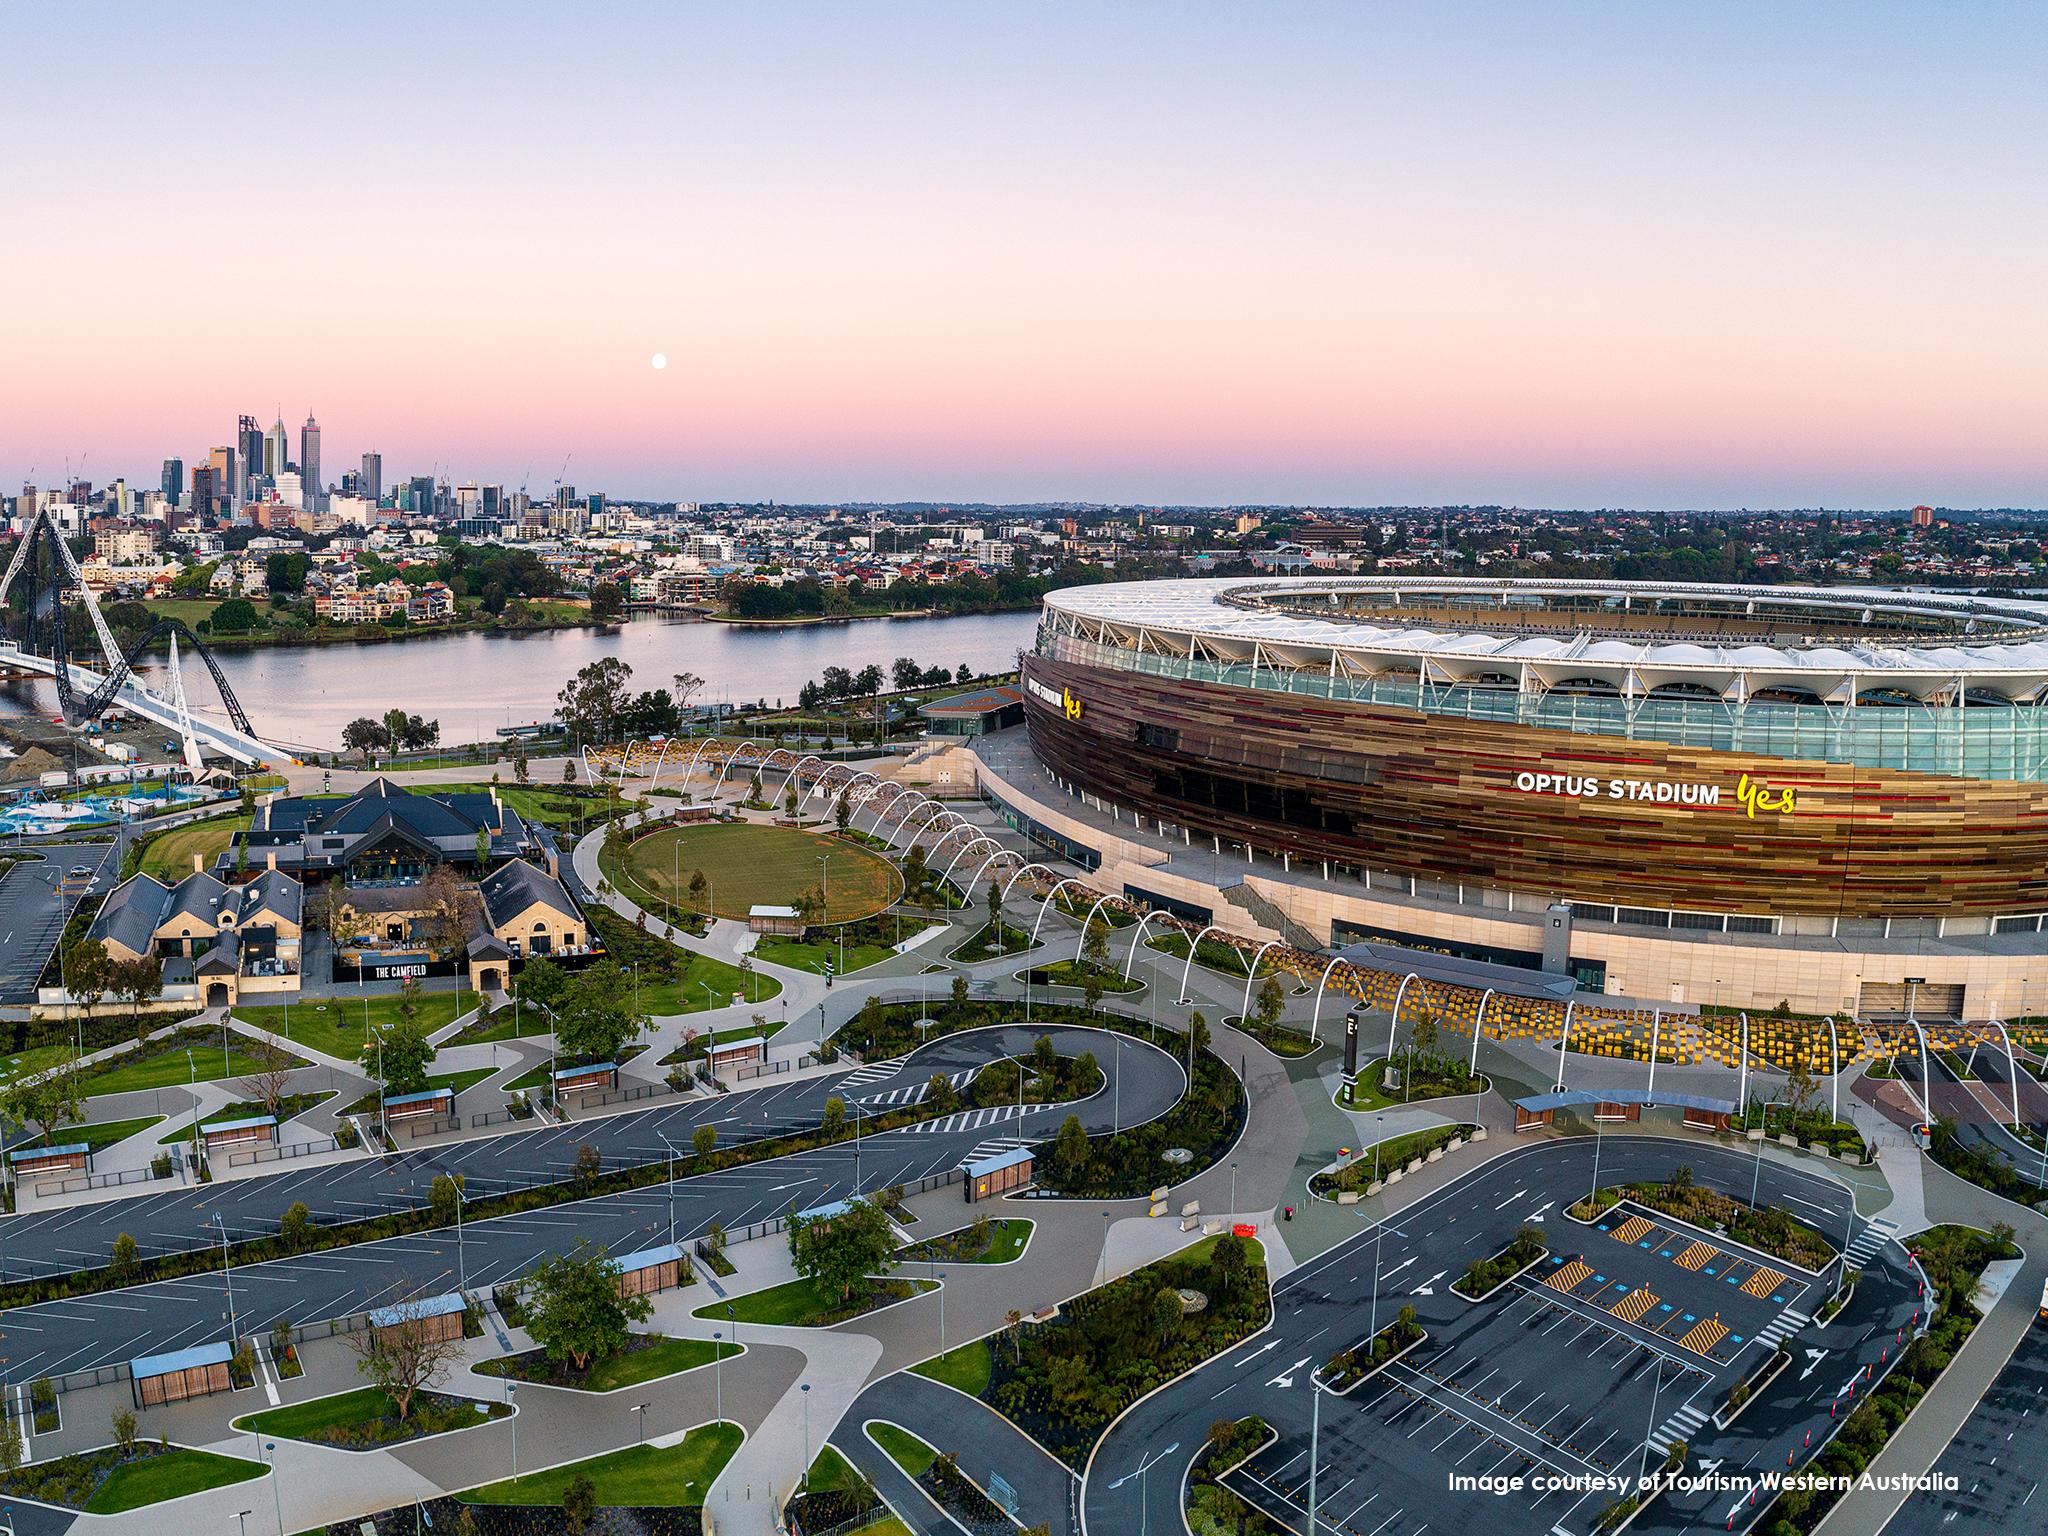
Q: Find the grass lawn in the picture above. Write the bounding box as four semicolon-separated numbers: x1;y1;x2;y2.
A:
157;1091;333;1143
1336;1059;1485;1112
901;1218;1033;1266
474;1334;738;1392
339;1067;497;1116
1019;960;1142;993
82;1038;304;1098
236;1386;505;1448
866;1421;937;1479
656;1018;789;1066
695;1276;937;1328
0;1042;78;1079
84;1447;265;1513
131;812;253;882
584;910;782;1014
234;988;471;1062
64;1115;164;1152
753;934;896;975
417;782;601;832
619;822;901;923
807;1445;864;1495
846;1518;912;1536
460;1421;741;1507
911;1338;991;1396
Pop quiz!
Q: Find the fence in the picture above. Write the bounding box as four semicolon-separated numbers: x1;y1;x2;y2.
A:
35;1163;167;1197
580;1080;675;1109
695;1166;964;1257
229;1135;339;1168
398;1115;462;1140
466;1106;530;1131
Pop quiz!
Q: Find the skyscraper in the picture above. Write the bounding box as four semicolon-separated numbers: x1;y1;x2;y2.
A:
265;414;288;479
236;414;263;500
299;415;322;511
191;465;217;520
360;451;382;503
208;446;238;512
160;458;183;502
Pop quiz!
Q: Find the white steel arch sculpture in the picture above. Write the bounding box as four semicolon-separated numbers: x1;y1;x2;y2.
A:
1646;1009;1663;1101
1176;924;1237;1005
940;834;1002;887
1028;878;1097;947
1387;972;1420;1061
1553;999;1581;1092
964;847;1023;899
1000;862;1060;905
1307;955;1353;1044
1074;895;1120;962
1240;940;1284;1025
893;801;952;851
1470;988;1496;1076
861;781;917;833
709;738;775;802
1122;911;1178;981
1979;1018;2023;1127
1735;1012;1751;1110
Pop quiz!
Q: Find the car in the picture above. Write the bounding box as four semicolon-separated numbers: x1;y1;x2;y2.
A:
67;864;92;879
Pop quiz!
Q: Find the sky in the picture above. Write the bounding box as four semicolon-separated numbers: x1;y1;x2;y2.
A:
3;1;2044;509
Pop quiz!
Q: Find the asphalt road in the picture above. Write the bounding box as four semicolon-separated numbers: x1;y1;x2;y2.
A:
1879;1318;2048;1536
1083;1137;1917;1536
0;842;112;1003
0;1023;1183;1384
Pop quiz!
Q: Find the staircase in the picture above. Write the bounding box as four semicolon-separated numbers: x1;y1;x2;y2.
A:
1219;878;1321;952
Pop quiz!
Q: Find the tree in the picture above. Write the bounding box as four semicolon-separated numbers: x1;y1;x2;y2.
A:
1253;974;1285;1033
524;1240;653;1372
110;1406;139;1455
892;656;922;691
1003;1308;1025;1363
673;671;706;715
788;1196;898;1305
3;1066;85;1145
687;869;709;911
418;863;481;958
693;1123;717;1157
516;955;569;1017
280;1201;313;1250
361;1010;436;1096
110;1231;138;1280
1152;1284;1183;1344
1408;996;1441;1062
0;1415;19;1475
556;656;636;744
833;791;852;837
342;716;392;762
563;759;577;784
783;780;800;818
554;961;647;1063
1209;1231;1249;1296
1032;1034;1057;1077
212;596;260;633
110;954;164;1025
513;751;530;784
823;1094;846;1134
926;1072;960;1113
237;1033;296;1116
588;581;626;622
561;1473;598;1536
1189;1010;1211;1056
347;1289;465;1421
1052;1112;1089;1172
430;1172;466;1225
63;938;115;1013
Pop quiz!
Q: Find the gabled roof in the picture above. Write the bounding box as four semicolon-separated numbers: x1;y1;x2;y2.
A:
160;872;233;928
479;858;578;929
88;873;171;955
236;867;301;926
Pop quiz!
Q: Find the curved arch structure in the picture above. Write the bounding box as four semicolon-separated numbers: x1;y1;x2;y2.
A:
1176;924;1237;1004
964;847;1021;898
1123;911;1177;981
1554;999;1581;1091
1240;940;1283;1025
1028;878;1094;947
940;834;1001;887
1075;895;1119;962
1308;956;1353;1044
1388;972;1420;1062
1000;862;1060;906
1470;988;1496;1076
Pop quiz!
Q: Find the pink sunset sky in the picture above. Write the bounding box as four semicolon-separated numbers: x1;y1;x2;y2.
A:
4;2;2044;508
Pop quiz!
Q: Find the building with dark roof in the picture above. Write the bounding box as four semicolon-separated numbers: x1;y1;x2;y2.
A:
84;865;304;1005
238;778;536;881
919;684;1025;738
466;858;588;991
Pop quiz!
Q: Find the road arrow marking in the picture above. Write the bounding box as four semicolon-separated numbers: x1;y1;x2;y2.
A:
1268;1356;1312;1389
1235;1339;1281;1368
1800;1348;1828;1381
1414;1270;1445;1296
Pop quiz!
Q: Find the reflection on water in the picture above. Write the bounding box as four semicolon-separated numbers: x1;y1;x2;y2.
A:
0;610;1039;748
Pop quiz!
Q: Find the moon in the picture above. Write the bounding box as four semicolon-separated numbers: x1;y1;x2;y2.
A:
651;353;668;370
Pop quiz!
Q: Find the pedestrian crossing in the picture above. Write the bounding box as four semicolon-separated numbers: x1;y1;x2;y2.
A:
858;1066;979;1107
1648;1401;1710;1454
906;1103;1037;1135
1841;1216;1898;1271
1752;1306;1809;1353
834;1057;908;1092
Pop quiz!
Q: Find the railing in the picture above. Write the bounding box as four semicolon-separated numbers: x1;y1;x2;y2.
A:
35;1163;167;1197
697;1167;965;1256
579;1081;675;1109
396;1114;461;1140
229;1135;340;1168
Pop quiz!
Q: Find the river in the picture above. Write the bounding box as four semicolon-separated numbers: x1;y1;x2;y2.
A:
0;609;1042;749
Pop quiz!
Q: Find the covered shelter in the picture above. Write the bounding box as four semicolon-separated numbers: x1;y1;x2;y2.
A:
964;1145;1034;1203
131;1340;233;1408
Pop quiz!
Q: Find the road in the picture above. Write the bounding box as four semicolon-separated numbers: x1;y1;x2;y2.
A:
1084;1137;1917;1536
0;1023;1182;1385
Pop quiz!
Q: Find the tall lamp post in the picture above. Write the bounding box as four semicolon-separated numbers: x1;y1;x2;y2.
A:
213;1212;239;1341
1106;1439;1182;1536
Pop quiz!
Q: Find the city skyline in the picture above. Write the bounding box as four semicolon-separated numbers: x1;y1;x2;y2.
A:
6;1;2044;508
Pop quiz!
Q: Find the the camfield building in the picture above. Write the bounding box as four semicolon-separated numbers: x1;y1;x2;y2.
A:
968;577;2048;1020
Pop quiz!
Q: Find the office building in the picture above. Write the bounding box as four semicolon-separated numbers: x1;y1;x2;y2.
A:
360;451;382;503
299;415;322;512
265;414;288;479
237;414;263;500
207;447;237;512
190;466;217;520
161;459;184;503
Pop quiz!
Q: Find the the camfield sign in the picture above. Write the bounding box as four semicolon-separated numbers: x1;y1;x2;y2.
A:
1512;770;1797;817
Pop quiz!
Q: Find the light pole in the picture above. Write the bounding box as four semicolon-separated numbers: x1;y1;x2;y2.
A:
1106;1439;1182;1536
1307;1374;1323;1536
214;1212;239;1340
800;1382;812;1491
1229;1160;1238;1219
188;1048;201;1170
506;1381;519;1476
263;1441;283;1536
712;1330;724;1426
455;1179;466;1293
658;1132;680;1250
1638;1355;1665;1488
632;1401;650;1445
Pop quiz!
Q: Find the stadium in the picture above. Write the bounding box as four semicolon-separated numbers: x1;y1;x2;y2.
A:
987;577;2048;1021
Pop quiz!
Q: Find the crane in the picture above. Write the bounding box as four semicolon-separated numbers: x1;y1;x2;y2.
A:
552;454;572;505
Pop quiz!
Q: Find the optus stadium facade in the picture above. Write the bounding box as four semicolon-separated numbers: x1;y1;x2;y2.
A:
987;577;2048;1019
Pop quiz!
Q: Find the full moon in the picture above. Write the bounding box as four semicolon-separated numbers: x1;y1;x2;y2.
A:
651;353;667;370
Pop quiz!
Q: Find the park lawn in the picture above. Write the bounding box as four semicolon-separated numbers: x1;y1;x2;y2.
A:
66;1115;164;1152
236;1386;506;1447
807;1445;864;1495
234;989;471;1062
132;813;252;882
847;1519;912;1536
339;1067;497;1116
82;1039;303;1098
414;782;598;831
901;1218;1034;1267
911;1338;991;1397
84;1447;265;1514
460;1421;741;1508
0;1042;76;1079
752;935;896;975
475;1335;738;1392
695;1276;937;1328
633;950;779;1015
621;821;901;923
866;1422;937;1479
1019;960;1141;993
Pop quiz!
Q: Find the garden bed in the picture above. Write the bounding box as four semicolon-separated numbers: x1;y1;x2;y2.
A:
474;1333;738;1393
0;1442;263;1514
1016;961;1143;994
1567;1177;1836;1271
1311;1124;1477;1198
235;1386;507;1449
1453;1227;1548;1300
948;918;1034;963
1320;1310;1427;1393
1337;1057;1486;1111
695;1276;937;1328
899;1217;1033;1266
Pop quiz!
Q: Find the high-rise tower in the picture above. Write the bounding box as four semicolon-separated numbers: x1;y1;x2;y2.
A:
265;413;288;479
300;414;322;511
236;414;263;500
360;451;383;503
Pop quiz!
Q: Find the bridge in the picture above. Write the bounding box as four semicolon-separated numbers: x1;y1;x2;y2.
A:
0;509;290;769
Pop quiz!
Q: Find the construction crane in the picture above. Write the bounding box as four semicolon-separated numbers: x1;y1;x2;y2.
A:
552;454;572;505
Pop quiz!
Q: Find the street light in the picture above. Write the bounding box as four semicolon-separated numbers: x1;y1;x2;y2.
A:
213;1212;239;1340
262;1441;283;1536
657;1132;681;1250
632;1401;650;1445
712;1330;724;1426
1106;1439;1181;1536
800;1382;813;1491
506;1381;519;1476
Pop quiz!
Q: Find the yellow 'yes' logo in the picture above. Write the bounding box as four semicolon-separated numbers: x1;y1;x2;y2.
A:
1735;773;1797;818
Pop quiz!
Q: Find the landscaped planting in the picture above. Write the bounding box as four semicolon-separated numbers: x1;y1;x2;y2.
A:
1018;959;1142;993
80;1025;304;1097
460;1420;741;1508
985;1233;1269;1466
236;1386;506;1448
0;1442;264;1514
949;918;1033;962
1453;1226;1548;1299
474;1333;736;1392
1337;1055;1485;1111
694;1275;937;1328
1320;1306;1425;1390
1311;1124;1476;1198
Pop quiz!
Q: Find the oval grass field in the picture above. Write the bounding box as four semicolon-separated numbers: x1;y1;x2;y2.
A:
623;821;902;923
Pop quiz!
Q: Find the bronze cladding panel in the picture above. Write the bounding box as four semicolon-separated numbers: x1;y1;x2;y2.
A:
1020;654;2048;918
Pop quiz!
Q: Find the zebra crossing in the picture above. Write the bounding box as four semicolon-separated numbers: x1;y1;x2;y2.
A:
1751;1305;1810;1353
960;1135;1036;1164
858;1066;980;1107
906;1103;1039;1135
1647;1400;1711;1454
1842;1216;1899;1271
834;1057;909;1093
